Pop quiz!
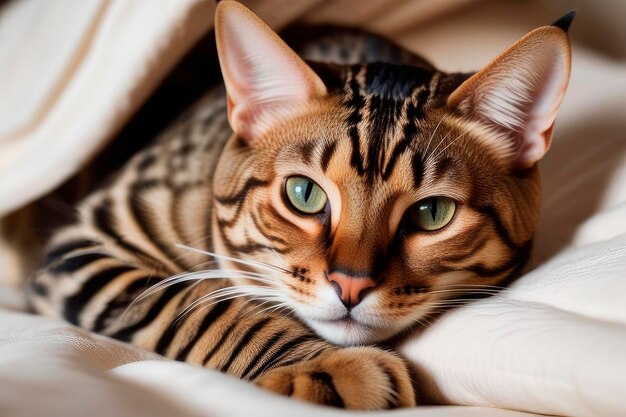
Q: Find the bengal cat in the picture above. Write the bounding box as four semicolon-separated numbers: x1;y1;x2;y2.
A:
28;1;574;410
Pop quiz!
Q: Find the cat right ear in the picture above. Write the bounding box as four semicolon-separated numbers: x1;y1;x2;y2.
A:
448;13;573;171
215;1;327;146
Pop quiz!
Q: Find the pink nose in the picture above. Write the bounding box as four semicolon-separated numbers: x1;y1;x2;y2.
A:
327;272;377;308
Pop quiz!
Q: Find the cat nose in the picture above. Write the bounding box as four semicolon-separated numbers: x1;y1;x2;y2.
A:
327;272;376;309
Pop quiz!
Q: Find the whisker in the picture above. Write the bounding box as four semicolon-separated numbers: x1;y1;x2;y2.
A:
427;300;479;307
174;290;282;326
428;130;468;164
240;298;288;320
429;287;502;293
125;269;279;324
431;283;507;290
183;285;281;307
178;285;282;318
428;290;501;297
424;126;453;162
429;287;501;293
422;114;447;161
175;243;292;274
133;269;276;304
250;301;293;319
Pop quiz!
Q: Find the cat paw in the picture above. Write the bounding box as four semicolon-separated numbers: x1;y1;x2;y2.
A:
254;347;416;409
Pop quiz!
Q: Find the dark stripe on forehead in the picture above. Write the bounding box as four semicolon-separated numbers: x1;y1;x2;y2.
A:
346;66;366;176
411;152;425;188
366;96;402;180
363;62;433;99
381;86;429;181
296;140;316;164
319;141;337;172
341;62;437;181
382;100;417;180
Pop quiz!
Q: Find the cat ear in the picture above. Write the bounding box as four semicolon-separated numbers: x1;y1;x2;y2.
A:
448;12;574;170
215;1;327;145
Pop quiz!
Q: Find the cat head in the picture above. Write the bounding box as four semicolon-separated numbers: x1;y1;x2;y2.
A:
212;1;572;345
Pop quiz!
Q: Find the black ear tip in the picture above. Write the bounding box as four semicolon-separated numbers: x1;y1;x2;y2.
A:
552;9;578;32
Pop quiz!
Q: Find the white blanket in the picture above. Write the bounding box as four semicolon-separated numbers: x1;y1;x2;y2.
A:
1;0;625;416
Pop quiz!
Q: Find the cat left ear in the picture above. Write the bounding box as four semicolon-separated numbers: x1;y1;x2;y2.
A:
448;12;574;170
215;1;327;145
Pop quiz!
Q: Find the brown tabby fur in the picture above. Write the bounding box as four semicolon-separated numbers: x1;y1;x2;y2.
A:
28;2;572;410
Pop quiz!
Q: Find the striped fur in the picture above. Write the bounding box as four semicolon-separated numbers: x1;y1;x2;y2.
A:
29;2;572;410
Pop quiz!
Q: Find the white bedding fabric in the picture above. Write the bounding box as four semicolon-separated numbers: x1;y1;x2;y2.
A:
1;0;625;416
0;0;216;216
0;285;536;417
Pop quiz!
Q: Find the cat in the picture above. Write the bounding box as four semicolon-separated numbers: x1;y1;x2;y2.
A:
28;1;574;410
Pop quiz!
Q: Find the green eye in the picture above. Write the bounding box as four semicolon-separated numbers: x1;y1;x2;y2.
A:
285;176;328;214
409;197;456;231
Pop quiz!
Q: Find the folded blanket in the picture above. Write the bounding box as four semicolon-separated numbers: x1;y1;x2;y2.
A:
1;0;625;416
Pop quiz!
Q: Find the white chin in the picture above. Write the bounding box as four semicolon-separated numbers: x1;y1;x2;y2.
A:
306;318;398;346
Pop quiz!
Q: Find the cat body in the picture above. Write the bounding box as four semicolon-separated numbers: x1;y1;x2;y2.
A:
29;2;573;409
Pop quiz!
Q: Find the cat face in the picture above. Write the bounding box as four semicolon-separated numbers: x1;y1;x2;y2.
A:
212;1;571;345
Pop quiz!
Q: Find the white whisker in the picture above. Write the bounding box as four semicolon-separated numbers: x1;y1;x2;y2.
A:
425;126;453;162
422;114;447;160
240;297;293;320
175;243;291;274
132;269;276;305
428;131;469;164
431;288;506;295
432;283;507;290
178;285;282;318
174;290;282;325
251;301;293;319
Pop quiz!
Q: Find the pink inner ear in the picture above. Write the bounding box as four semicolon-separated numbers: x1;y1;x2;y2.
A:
449;27;571;170
515;41;570;168
215;2;327;144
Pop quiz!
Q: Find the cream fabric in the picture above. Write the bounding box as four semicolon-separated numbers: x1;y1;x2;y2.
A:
0;0;215;216
0;286;537;417
1;0;625;416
